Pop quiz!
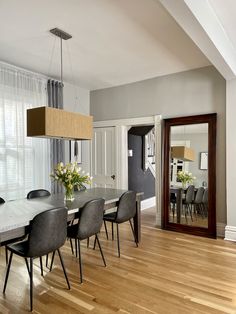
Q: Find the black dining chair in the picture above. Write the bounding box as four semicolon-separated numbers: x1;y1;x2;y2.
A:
2;207;70;312
27;189;51;199
51;198;106;284
103;191;138;257
26;189;51;268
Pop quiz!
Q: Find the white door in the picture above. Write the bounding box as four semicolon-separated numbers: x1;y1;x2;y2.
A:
91;127;116;188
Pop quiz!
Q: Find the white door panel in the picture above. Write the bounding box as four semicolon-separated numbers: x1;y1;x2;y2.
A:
92;127;116;188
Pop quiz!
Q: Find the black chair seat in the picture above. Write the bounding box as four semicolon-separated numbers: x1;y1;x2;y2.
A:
103;212;116;222
7;241;29;257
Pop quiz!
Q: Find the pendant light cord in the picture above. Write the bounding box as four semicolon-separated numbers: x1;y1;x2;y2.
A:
60;36;63;84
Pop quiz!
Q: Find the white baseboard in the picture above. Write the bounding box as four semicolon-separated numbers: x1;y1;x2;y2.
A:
217;223;226;238
141;196;156;210
224;225;236;241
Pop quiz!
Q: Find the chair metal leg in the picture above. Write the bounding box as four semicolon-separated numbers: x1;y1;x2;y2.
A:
77;240;83;283
5;246;8;265
75;238;78;258
93;235;97;250
70;238;74;255
116;223;120;257
39;257;43;276
25;258;30;277
104;221;109;240
29;257;33;312
112;222;114;241
46;254;48;268
129;219;138;247
57;249;70;290
3;251;13;293
95;234;106;267
87;237;90;248
50;251;55;272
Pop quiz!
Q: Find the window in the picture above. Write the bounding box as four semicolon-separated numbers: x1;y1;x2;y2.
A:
0;64;50;200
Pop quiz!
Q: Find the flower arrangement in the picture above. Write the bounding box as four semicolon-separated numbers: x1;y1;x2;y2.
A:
177;171;196;188
51;162;92;201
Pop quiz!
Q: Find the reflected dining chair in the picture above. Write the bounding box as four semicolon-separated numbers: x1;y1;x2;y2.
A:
182;185;195;222
103;191;138;257
193;187;205;218
3;207;70;312
202;188;208;217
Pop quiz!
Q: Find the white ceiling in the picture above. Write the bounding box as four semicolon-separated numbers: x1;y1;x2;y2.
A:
209;0;236;54
0;0;210;90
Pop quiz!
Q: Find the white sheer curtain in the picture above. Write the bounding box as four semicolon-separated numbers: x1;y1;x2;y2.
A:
0;63;50;200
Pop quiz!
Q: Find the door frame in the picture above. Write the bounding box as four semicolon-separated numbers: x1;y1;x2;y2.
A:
93;115;162;226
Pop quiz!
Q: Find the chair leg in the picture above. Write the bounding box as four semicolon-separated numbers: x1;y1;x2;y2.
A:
46;254;48;268
5;246;8;265
95;234;106;267
77;240;83;284
70;238;74;255
29;258;33;312
57;249;70;290
39;257;43;276
25;258;30;277
129;219;138;247
104;221;109;240
3;251;13;293
93;235;97;250
87;237;90;248
75;238;78;258
112;222;114;240
50;251;55;272
116;223;120;258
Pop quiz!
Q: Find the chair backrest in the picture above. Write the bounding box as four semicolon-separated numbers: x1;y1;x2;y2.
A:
27;189;51;199
116;191;136;223
194;187;205;204
0;197;5;204
77;198;105;240
27;207;67;257
185;185;195;204
202;188;208;204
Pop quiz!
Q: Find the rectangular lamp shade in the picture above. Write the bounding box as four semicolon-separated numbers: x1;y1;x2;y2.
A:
27;106;93;140
171;146;195;162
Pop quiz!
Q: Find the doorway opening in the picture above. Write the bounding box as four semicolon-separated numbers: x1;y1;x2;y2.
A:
127;126;157;227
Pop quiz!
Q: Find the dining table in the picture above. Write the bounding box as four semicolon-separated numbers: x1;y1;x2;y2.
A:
0;188;143;245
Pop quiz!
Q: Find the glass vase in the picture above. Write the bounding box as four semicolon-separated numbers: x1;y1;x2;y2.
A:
64;186;75;201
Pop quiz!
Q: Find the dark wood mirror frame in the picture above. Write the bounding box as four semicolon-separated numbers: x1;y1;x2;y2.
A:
163;113;217;238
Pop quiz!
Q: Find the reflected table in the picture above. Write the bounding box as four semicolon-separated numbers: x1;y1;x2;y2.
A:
0;188;143;244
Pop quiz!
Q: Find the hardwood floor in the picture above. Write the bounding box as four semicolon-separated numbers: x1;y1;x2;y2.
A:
0;208;236;313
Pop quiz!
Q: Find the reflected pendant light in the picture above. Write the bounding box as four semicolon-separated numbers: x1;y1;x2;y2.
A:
171;146;195;162
27;28;93;140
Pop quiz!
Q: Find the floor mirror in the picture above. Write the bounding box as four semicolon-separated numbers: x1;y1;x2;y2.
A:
163;114;216;238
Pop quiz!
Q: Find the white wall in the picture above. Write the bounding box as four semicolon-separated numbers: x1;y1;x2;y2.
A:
63;82;91;175
225;79;236;240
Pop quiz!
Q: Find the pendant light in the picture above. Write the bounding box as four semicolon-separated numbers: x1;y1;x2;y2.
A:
27;28;93;140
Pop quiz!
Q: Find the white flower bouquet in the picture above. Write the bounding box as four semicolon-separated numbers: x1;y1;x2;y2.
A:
51;162;92;201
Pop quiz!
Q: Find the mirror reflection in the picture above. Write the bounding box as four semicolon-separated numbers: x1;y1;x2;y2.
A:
169;123;208;228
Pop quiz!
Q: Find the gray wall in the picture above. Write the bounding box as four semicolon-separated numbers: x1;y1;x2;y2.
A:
90;66;226;224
